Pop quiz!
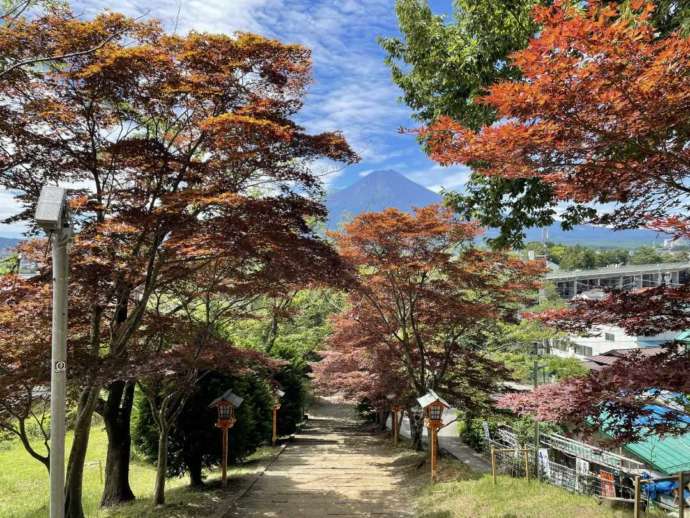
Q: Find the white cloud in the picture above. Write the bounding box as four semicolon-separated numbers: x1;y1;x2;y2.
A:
73;0;414;163
403;164;471;193
310;159;352;189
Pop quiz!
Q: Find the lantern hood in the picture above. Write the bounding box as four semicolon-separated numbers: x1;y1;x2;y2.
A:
416;389;450;410
209;389;244;409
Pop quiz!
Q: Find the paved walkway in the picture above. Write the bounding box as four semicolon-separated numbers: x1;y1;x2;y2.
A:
391;412;491;473
224;399;414;517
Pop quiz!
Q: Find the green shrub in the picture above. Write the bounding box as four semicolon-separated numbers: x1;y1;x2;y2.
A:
355;399;377;423
458;415;500;452
274;365;307;436
491;351;587;384
132;370;276;486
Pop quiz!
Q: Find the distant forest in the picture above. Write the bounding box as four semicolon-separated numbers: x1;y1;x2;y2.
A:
524;242;689;271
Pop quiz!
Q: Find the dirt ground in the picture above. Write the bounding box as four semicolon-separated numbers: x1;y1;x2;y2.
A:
223;397;424;517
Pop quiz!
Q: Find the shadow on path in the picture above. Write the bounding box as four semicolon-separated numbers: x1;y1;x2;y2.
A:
223;397;416;517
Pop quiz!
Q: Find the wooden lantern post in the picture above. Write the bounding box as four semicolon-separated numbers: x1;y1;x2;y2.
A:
272;388;285;447
386;393;400;447
417;390;450;483
209;390;244;488
392;404;402;446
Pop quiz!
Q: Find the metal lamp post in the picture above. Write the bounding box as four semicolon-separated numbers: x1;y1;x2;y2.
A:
35;186;71;518
417;390;449;482
209;390;243;487
271;388;285;447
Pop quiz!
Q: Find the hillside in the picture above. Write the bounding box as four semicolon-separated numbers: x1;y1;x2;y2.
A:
0;237;20;257
507;224;664;249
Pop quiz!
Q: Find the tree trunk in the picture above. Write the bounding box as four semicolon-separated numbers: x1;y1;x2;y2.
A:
187;453;204;488
153;426;168;506
410;410;424;451
64;385;100;518
379;409;389;432
101;381;135;507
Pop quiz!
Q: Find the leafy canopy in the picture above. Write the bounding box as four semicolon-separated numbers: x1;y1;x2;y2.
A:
314;205;544;416
383;0;690;247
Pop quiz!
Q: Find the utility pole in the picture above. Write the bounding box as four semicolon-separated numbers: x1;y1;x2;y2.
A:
532;340;548;480
35;185;72;518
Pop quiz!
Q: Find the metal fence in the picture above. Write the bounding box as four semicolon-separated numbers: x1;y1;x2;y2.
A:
482;428;690;516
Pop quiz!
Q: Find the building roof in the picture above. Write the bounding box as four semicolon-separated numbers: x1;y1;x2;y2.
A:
677;330;690;343
583;347;666;371
546;261;690;282
621;406;690;475
416;389;449;409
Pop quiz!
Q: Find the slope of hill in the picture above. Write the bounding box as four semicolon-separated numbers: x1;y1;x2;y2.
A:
326;170;441;229
0;237;20;257
325;170;663;248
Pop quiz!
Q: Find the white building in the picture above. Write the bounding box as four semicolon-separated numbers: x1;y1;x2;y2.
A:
549;324;678;359
546;262;690;299
543;263;690;360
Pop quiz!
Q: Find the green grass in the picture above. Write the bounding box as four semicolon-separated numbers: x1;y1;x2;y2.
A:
414;459;665;518
0;422;275;518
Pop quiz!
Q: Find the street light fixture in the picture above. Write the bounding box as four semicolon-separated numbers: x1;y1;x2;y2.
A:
35;185;71;518
417;390;450;482
209;389;243;487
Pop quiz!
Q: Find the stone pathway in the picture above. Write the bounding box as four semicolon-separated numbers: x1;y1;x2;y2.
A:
224;399;414;517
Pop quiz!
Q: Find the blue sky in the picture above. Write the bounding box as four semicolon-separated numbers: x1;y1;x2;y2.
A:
0;0;472;238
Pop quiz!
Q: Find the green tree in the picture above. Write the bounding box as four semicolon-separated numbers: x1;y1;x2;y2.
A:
133;371;275;487
629;246;664;265
558;245;598;271
0;255;17;275
223;289;344;365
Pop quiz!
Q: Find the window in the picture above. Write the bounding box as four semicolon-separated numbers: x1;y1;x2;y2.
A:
551;338;571;352
574;344;593;357
605;333;615;342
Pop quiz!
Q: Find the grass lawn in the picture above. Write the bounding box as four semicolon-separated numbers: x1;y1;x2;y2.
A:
414;457;665;518
0;420;276;518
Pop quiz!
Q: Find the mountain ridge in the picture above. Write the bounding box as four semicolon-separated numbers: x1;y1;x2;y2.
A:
325;170;664;248
0;237;20;257
326;170;441;229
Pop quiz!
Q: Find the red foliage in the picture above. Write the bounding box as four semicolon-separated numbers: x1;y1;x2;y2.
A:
0;7;357;498
422;1;690;440
314;205;543;413
424;1;690;230
531;284;690;337
0;9;356;398
498;349;690;443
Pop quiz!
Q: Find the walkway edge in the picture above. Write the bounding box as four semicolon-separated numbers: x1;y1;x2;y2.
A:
213;443;289;518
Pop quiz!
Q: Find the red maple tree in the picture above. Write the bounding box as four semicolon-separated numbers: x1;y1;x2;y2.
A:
314;205;543;448
0;9;356;517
